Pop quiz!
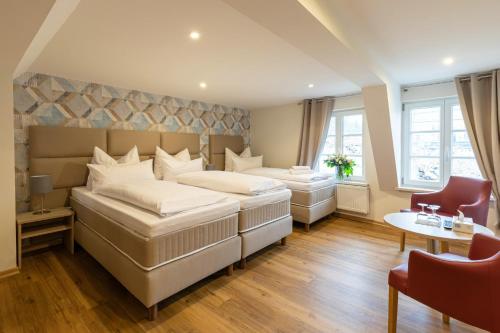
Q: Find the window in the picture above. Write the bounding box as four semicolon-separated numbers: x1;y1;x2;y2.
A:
318;110;364;180
402;98;481;188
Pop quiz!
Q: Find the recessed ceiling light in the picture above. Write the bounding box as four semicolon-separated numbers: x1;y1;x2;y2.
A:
199;82;207;89
190;31;201;40
308;83;314;88
442;57;454;66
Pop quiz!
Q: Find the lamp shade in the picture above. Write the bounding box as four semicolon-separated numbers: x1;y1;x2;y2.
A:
30;175;53;195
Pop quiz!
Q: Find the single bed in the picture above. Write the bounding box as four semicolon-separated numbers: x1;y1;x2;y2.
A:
209;134;336;232
28;126;242;320
175;171;292;268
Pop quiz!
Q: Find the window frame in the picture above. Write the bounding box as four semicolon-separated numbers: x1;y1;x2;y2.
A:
401;97;480;188
318;108;365;181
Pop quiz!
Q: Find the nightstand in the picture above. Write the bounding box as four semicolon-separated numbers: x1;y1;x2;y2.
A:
16;207;74;269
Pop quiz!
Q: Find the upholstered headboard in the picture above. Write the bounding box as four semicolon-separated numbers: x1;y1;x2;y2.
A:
28;126;200;209
209;134;244;171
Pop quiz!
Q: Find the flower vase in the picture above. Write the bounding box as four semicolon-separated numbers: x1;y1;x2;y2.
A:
336;166;345;181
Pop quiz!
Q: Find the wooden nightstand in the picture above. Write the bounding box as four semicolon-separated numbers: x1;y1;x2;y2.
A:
16;207;74;269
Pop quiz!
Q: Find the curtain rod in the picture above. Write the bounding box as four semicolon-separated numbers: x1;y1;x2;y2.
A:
457;73;494;82
297;92;361;105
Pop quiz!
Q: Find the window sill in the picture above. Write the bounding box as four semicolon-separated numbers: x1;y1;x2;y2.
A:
336;180;369;187
396;186;436;193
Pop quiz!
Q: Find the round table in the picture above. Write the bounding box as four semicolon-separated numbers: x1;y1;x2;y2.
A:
384;212;494;254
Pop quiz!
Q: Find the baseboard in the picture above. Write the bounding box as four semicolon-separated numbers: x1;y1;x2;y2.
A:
0;267;19;280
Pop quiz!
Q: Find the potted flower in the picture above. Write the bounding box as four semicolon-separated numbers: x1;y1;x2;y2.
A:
324;153;355;181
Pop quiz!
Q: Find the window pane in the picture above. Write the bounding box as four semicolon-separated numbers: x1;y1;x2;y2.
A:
318;155;333;174
410;106;440;131
451;131;474;157
343;114;363;135
322;136;336;155
451;158;482;179
452;105;465;130
410;158;440;182
342;135;362;155
348;156;363;177
410;132;440;156
328;116;336;135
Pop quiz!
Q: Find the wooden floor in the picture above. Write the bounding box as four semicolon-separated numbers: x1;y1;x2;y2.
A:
0;217;485;333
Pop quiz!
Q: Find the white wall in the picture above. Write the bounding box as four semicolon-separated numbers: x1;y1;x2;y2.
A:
250;93;498;233
251;103;303;168
0;0;56;272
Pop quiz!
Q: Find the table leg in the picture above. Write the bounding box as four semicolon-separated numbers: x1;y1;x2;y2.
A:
426;239;436;254
440;241;449;254
399;232;406;252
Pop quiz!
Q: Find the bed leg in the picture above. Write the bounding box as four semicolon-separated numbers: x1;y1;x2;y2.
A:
226;263;234;276
239;258;247;269
148;304;158;321
281;237;287;246
304;223;310;232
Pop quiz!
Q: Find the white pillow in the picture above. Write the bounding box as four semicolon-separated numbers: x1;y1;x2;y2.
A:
87;159;155;190
154;146;190;179
232;155;263;172
87;146;140;190
225;147;252;171
161;157;203;181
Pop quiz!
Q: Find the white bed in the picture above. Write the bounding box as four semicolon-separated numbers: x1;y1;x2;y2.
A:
208;134;336;232
176;172;293;268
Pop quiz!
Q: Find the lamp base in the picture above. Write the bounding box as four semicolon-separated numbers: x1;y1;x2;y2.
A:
33;209;51;215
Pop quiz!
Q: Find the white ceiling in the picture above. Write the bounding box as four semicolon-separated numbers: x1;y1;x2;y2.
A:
29;0;358;109
314;0;500;84
28;0;500;109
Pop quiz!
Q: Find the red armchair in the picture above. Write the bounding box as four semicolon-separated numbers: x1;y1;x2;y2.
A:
388;233;500;333
399;176;492;251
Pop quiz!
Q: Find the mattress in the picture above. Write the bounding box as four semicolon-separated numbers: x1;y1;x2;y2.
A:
241;168;335;191
72;187;239;238
71;187;240;270
223;189;291;232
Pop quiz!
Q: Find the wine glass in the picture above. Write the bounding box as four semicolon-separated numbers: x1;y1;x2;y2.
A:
417;203;428;217
428;205;441;222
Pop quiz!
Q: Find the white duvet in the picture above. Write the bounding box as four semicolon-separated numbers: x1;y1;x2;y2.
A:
242;167;331;183
93;179;227;216
176;171;286;195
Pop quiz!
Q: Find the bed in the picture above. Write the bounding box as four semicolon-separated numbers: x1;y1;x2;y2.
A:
176;171;292;269
28;126;242;320
209;134;336;232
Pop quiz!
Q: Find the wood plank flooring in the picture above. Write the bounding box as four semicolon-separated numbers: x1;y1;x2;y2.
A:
0;217;485;332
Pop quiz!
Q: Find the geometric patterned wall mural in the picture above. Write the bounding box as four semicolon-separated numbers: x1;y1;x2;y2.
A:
13;72;250;212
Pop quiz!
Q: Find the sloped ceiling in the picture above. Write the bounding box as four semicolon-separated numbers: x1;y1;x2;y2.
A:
29;0;360;109
28;0;500;109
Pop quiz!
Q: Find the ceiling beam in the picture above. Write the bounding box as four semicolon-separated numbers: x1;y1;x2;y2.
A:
13;0;80;78
222;0;382;88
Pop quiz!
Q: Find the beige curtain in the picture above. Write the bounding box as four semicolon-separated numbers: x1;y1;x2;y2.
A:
455;70;500;225
297;98;333;167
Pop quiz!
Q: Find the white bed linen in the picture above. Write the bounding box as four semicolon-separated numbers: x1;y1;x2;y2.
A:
177;171;286;195
94;179;226;216
223;188;291;210
72;187;240;238
241;168;334;190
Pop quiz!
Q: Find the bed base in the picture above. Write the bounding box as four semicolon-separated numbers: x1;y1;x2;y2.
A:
238;215;292;268
291;196;337;231
74;220;241;321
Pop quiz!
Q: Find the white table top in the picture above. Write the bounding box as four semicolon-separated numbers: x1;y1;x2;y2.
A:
384;212;494;243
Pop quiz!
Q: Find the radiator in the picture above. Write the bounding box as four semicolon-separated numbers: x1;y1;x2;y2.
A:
336;183;370;214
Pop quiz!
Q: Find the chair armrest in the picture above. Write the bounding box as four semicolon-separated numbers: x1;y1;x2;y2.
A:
410;191;443;209
458;197;490;224
407;250;492;319
468;233;500;260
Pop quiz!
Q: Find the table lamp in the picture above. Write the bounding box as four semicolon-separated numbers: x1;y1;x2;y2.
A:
30;175;53;215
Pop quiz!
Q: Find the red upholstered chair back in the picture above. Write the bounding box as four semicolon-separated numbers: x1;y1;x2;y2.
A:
440;176;491;213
